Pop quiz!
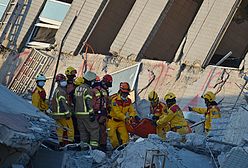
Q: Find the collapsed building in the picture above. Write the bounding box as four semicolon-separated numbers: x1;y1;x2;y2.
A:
1;0;248;167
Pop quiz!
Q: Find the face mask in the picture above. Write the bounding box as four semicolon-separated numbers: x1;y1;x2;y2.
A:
37;81;45;87
60;81;67;87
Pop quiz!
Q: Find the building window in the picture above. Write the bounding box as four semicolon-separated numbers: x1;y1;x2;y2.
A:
0;0;10;21
27;0;70;48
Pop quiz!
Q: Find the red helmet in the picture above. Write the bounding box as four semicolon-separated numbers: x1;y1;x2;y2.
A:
55;73;66;82
119;82;130;93
102;74;113;83
96;75;100;82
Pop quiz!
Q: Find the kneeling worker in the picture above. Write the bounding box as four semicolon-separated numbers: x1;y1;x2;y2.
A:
157;92;191;135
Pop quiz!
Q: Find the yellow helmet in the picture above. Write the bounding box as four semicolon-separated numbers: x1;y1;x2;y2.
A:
65;66;77;76
148;91;159;102
202;91;215;102
74;77;84;86
164;92;176;101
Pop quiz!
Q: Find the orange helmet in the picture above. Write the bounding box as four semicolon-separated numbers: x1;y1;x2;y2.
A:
119;82;130;93
102;74;113;83
95;75;100;82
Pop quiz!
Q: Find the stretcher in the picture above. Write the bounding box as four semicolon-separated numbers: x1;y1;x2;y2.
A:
126;118;156;138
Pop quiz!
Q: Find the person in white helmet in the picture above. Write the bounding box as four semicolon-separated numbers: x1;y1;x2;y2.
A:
32;74;49;112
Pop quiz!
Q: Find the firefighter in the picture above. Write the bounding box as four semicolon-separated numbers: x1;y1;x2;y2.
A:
32;74;49;112
188;91;221;132
51;74;74;146
71;76;84;143
107;82;139;149
65;66;79;142
92;77;108;151
148;91;170;140
157;92;190;135
65;66;77;108
101;74;113;113
74;71;100;148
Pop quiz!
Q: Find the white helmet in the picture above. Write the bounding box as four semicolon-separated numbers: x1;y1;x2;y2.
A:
36;74;46;81
84;71;96;81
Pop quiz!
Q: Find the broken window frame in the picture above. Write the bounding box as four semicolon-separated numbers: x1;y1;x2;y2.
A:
26;0;71;49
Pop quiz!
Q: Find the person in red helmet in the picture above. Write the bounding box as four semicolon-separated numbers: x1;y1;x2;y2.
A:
51;74;74;147
92;75;109;151
107;82;139;149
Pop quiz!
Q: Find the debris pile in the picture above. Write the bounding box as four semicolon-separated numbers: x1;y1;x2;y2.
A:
0;84;55;167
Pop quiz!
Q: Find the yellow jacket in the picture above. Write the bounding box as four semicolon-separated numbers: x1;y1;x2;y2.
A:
192;105;221;130
157;104;188;129
32;86;49;111
109;94;137;121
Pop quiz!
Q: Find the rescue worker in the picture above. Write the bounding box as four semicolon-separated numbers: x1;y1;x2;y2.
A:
101;74;113;113
72;76;84;143
157;92;190;135
107;82;140;149
51;74;74;147
188;91;221;132
65;66;77;108
148;91;170;140
92;77;108;151
32;74;49;112
74;71;100;148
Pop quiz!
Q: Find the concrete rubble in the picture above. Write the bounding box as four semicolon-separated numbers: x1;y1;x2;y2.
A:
0;84;55;167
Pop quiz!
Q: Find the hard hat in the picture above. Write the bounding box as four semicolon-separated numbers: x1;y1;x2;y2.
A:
102;74;113;83
36;74;46;81
148;91;159;102
119;82;130;93
164;92;176;101
65;66;77;76
84;71;96;81
74;77;84;86
202;91;216;102
55;73;66;82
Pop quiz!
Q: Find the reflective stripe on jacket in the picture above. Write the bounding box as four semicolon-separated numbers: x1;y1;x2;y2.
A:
32;86;48;111
92;86;108;112
74;83;93;115
192;105;221;130
51;86;70;116
109;94;137;121
157;104;188;128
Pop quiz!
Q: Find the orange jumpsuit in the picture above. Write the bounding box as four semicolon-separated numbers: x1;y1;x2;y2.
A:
107;94;137;148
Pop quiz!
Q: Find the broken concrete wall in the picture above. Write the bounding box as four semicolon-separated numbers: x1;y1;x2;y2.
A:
0;84;55;167
55;0;108;55
78;0;136;55
181;0;239;66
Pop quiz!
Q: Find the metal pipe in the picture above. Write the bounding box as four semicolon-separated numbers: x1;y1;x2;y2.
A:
48;12;78;100
77;0;110;72
233;76;248;109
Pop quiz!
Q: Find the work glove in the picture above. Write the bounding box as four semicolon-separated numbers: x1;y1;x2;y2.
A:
188;106;193;111
89;113;95;122
134;116;141;121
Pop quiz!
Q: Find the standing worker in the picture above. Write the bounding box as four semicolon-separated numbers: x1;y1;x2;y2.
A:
157;92;191;135
51;74;74;147
32;74;49;112
107;82;140;149
92;77;109;151
148;91;170;140
74;71;100;148
188;91;221;133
